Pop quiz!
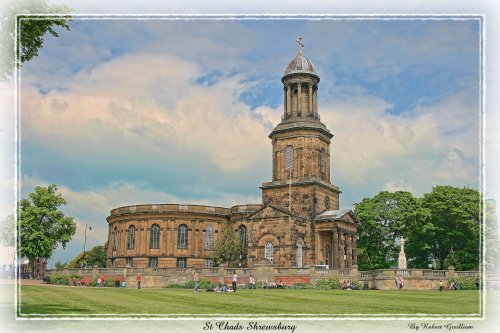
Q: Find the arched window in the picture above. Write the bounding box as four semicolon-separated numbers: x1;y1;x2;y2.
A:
178;224;188;249
319;148;326;180
325;244;331;267
297;242;303;268
127;225;135;249
239;225;247;259
265;241;274;262
150;224;160;249
205;225;215;250
285;145;294;172
113;227;119;251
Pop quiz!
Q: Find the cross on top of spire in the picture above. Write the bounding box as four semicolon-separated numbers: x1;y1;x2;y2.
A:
296;37;304;55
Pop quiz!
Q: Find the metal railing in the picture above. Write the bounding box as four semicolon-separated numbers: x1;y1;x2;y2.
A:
281;112;320;122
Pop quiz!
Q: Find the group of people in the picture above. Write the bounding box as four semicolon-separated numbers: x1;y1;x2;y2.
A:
262;280;284;289
341;279;358;290
193;272;287;292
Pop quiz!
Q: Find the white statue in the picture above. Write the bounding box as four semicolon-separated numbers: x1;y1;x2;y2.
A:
398;236;407;270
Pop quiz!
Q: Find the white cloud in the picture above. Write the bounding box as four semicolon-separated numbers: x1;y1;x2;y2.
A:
20;53;274;178
322;88;479;196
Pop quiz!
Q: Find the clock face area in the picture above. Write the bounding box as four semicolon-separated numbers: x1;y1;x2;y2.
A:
325;196;330;210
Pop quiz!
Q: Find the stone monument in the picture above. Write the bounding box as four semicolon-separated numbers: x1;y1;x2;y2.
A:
398;236;407;269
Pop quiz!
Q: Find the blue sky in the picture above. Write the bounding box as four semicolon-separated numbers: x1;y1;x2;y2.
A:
14;16;481;266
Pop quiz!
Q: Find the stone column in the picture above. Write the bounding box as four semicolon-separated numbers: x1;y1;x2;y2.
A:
352;235;358;266
161;221;166;256
339;233;345;268
283;87;287;116
332;230;339;268
286;85;291;115
297;83;302;113
347;235;353;268
314;87;318;115
308;83;313;114
197;222;202;256
189;222;194;256
169;220;175;256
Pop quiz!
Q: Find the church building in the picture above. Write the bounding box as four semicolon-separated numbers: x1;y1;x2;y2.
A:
105;39;359;269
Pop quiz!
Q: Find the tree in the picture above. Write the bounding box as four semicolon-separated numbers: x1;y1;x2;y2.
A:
68;245;107;268
421;186;480;270
54;260;67;269
354;191;431;270
211;222;240;267
18;184;76;277
0;0;71;80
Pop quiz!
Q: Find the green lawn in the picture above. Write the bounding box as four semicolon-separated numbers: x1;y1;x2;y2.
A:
16;285;481;317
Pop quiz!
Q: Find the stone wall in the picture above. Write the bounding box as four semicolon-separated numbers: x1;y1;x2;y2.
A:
47;265;481;291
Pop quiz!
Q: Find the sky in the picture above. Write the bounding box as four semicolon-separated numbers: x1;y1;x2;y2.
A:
10;15;484;267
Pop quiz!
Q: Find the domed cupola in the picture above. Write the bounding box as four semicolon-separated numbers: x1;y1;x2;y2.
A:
278;37;323;123
282;37;320;82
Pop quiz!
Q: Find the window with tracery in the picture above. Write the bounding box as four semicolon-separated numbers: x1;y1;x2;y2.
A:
297;242;303;268
178;224;188;249
265;241;274;262
150;224;160;249
127;225;135;249
205;225;215;250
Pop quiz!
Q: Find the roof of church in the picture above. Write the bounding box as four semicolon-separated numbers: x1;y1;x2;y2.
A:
316;208;353;220
284;54;316;76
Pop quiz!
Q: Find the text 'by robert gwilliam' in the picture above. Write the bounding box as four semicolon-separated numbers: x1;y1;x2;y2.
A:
408;323;474;332
203;321;297;333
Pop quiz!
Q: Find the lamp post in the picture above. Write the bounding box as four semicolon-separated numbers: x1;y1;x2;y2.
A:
83;224;92;268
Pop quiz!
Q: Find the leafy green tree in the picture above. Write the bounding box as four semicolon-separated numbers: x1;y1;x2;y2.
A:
54;260;67;269
68;246;106;268
354;191;431;270
0;0;71;80
421;186;480;270
211;222;240;267
0;215;15;247
18;184;76;277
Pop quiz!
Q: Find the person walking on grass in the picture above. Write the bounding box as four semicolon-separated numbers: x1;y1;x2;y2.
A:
137;272;142;289
232;272;239;292
439;280;443;292
193;271;199;292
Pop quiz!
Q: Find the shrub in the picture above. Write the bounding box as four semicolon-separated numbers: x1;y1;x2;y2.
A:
49;274;69;285
104;277;115;287
292;282;314;289
448;276;477;290
165;283;187;289
314;278;342;290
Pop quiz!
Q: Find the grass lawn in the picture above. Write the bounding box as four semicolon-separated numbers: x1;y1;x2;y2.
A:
16;285;481;317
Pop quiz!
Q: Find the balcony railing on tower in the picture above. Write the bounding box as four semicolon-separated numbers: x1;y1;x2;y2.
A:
282;111;320;122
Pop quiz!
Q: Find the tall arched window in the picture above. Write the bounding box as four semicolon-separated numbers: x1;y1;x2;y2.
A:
319;148;326;180
239;225;247;259
265;241;274;262
205;225;215;250
113;227;119;251
150;224;160;249
325;244;331;267
178;224;188;249
127;225;135;249
285;145;294;172
297;242;303;268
